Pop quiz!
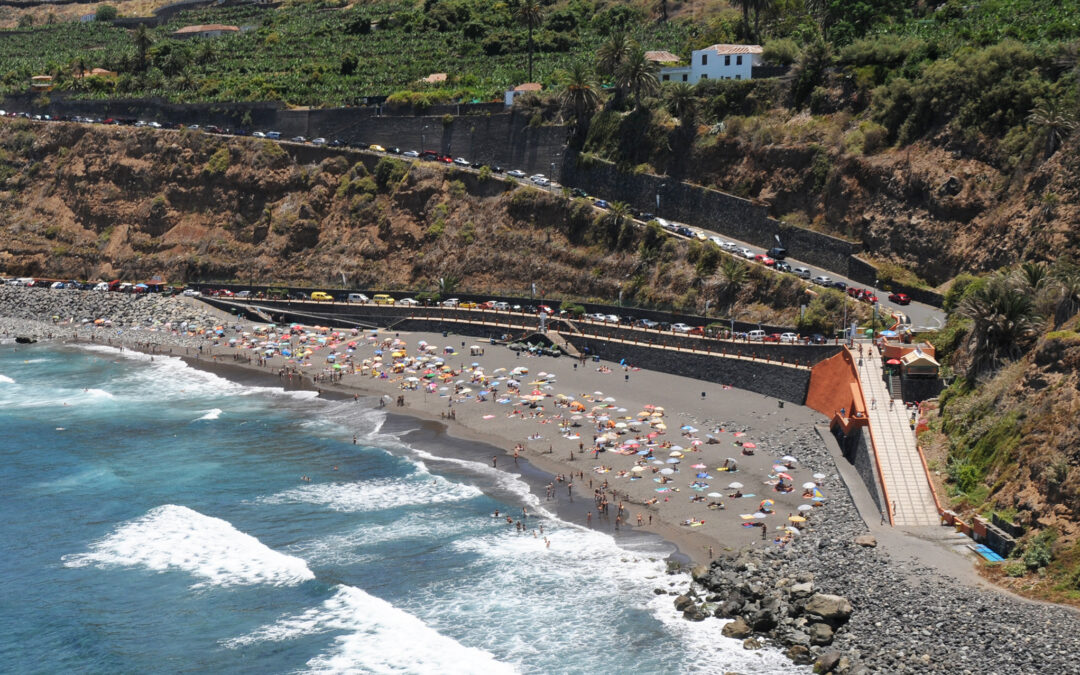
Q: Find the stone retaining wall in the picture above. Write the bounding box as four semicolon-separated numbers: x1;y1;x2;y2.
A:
833;426;885;517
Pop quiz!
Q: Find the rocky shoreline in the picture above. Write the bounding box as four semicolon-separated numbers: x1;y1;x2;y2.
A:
3;286;1079;674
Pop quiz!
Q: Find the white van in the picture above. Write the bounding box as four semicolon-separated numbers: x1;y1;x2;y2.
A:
347;293;369;303
747;329;766;341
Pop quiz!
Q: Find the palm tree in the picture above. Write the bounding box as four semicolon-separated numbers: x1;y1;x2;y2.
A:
1051;261;1080;326
596;32;632;79
657;0;668;22
134;24;153;72
615;46;659;107
665;82;696;125
73;55;87;80
559;61;601;133
959;274;1043;377
515;0;544;84
718;256;749;301
1028;100;1077;156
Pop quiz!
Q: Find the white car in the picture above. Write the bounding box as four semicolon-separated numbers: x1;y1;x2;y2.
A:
671;322;693;333
812;275;832;286
397;298;420;306
94;282;110;292
252;131;267;138
780;332;800;343
311;137;327;145
722;242;739;252
709;236;724;247
491;301;510;311
442;298;460;307
182;289;201;297
739;248;755;259
403;150;420;158
453;157;470;166
793;267;812;279
605;314;620;323
507;169;526;178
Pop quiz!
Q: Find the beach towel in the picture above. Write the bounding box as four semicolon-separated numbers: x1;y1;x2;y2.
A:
739;514;756;520
655;488;671;493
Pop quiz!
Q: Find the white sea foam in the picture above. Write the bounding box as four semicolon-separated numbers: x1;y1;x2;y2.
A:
223;585;514;675
83;388;115;399
424;526;803;674
62;504;315;589
0;374;14;384
291;514;490;566
259;474;483;513
196;408;223;421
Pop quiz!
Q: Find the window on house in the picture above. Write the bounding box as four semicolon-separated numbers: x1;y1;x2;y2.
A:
736;55;743;65
735;75;741;80
724;55;730;66
662;74;669;81
700;74;708;79
701;54;707;65
681;74;687;81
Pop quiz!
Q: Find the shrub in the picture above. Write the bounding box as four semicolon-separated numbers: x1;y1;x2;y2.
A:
763;39;800;66
374;157;406;190
203;146;230;176
1023;530;1056;570
95;4;118;21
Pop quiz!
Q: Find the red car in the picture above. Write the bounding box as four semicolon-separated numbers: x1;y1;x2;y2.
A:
763;333;783;342
537;305;554;315
754;254;776;267
888;292;911;305
860;291;878;304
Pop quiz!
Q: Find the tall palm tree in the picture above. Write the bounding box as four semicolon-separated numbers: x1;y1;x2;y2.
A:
959;274;1043;377
615;47;659;107
559;61;601;132
134;24;153;72
1028;100;1077;156
596;31;632;79
718;256;749;301
515;0;544;83
1051;261;1080;326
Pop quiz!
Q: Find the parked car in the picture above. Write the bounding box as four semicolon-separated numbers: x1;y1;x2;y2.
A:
536;305;554;315
754;254;776;267
768;246;787;260
311;137;327;145
459;301;479;309
442;298;460;307
635;318;659;329
530;175;551;186
888;292;911;305
676;226;695;237
793;267;811;279
453;157;470;166
571;188;588;199
830;280;848;291
812;275;832;286
604;314;620;323
347;293;369;303
372;293;395;305
370;144;387;152
763;333;783;342
808;333;827;344
739;248;756;260
671;322;693;333
747;329;766;341
397;297;420;306
403;150;420;158
290;136;306;143
780;332;800;343
310;291;333;301
252;131;267;138
774;261;792;273
491;301;511;311
507;169;526;178
265;131;281;139
593;199;610;209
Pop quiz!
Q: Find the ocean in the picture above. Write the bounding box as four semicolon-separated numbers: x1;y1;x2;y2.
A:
0;343;797;674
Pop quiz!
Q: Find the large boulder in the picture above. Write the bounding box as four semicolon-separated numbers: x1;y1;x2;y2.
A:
814;651;843;673
853;534;877;548
809;622;835;645
790;581;814;598
786;645;813;665
721;616;753;639
674;594;694;612
804;593;853;622
691;564;711;582
749;607;779;631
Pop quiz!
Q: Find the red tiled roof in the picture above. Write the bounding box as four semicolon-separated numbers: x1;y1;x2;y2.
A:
645;50;680;63
514;82;542;92
702;44;763;55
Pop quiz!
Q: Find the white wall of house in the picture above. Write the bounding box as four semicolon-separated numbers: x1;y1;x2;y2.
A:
659;47;763;85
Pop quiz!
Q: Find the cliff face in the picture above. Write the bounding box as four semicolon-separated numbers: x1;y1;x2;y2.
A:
0;120;812;325
690;133;1080;287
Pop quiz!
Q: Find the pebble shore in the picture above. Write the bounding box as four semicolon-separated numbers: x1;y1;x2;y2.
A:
2;285;1078;674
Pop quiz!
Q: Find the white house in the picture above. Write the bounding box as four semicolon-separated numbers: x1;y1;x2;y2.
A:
504;82;542;107
659;44;763;84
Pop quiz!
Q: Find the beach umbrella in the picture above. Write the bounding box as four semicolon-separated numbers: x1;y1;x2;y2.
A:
707;492;722;498
666;458;680;464
728;481;743;489
802;482;817;489
660;468;675;475
760;499;775;511
788;516;807;523
753;512;768;519
742;442;757;449
696;473;710;479
886;358;901;365
782;455;798;463
691;463;707;469
652;460;664;465
777;472;793;482
772;464;787;472
669;450;683;457
813;473;826;480
631;466;646;472
797;504;813;512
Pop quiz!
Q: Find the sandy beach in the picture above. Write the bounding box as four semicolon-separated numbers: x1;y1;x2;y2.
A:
3;296;837;565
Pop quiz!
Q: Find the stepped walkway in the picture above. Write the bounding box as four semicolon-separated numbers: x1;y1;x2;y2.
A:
856;342;940;527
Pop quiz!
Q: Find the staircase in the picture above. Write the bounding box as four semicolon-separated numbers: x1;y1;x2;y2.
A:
888;373;902;399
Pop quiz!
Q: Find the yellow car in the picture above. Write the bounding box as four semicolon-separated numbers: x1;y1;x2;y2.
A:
310;291;333;301
458;301;479;309
372;293;395;305
370;144;386;153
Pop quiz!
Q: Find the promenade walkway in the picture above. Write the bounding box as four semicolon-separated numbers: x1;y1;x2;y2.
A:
856;342;940;527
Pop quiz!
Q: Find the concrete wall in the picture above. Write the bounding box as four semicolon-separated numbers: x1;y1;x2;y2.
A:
900;376;944;403
833;426;885;516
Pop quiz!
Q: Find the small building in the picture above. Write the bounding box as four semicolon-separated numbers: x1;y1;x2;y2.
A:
504;82;542;107
30;75;53;91
659;44;763;84
172;24;240;39
422;72;447;85
901;349;940;378
881;339;935;364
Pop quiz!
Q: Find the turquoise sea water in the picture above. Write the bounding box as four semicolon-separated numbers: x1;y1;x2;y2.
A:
0;344;795;674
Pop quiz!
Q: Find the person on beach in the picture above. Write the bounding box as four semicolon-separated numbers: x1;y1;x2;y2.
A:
492;456;497;468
